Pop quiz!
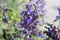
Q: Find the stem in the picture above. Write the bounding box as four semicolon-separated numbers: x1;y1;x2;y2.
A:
58;8;60;29
58;14;60;29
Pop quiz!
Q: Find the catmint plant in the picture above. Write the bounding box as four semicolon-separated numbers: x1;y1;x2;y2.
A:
19;0;46;40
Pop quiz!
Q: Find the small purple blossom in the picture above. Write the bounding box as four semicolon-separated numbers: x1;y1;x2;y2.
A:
55;8;60;20
56;16;60;20
38;30;43;38
21;11;27;16
58;8;60;14
34;20;40;25
38;0;44;3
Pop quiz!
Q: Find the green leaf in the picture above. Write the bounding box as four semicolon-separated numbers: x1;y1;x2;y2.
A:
53;19;58;22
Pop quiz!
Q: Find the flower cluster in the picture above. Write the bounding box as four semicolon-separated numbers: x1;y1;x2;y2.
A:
19;0;46;40
44;23;60;40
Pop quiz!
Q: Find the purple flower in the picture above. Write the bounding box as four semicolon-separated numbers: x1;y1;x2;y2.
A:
37;6;42;12
54;8;60;22
27;12;31;16
38;0;44;3
58;8;60;14
27;26;33;31
56;16;60;19
26;5;32;11
20;18;27;27
31;28;38;35
38;31;43;38
21;11;27;16
27;19;32;25
34;21;39;25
